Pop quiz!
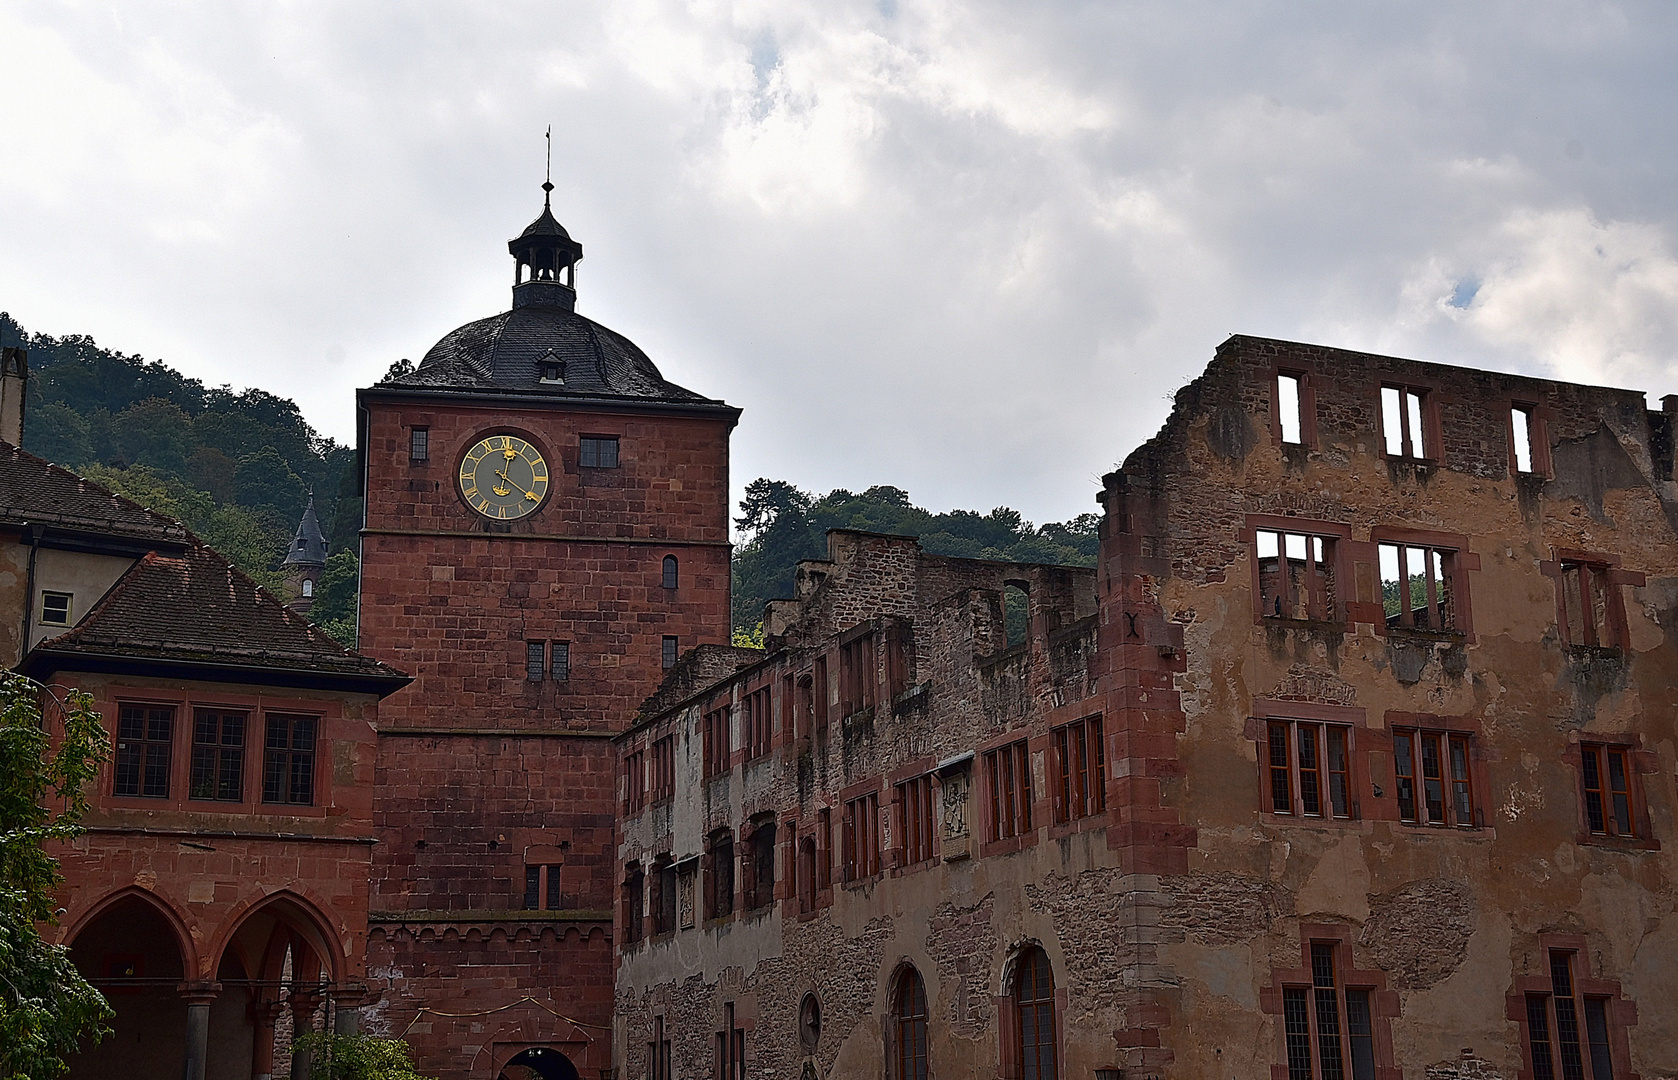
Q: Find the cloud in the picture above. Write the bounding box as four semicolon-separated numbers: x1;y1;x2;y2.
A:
1;1;1676;526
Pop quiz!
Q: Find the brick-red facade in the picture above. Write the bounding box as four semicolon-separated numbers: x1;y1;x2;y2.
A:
356;390;736;1078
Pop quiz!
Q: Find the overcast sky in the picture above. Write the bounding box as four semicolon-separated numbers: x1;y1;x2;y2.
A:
3;2;1676;527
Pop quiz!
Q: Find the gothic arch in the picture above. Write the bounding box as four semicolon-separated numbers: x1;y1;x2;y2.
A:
63;885;199;976
209;886;346;984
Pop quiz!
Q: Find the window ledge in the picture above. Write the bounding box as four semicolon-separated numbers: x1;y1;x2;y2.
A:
1258;616;1348;633
841;873;883;890
1381;626;1467;643
978;832;1039;858
1577;833;1660;852
1046;815;1107;842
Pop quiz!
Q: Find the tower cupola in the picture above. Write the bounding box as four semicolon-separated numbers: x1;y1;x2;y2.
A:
509;181;584;312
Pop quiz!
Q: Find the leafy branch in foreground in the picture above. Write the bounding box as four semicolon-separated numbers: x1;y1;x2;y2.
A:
0;674;113;1079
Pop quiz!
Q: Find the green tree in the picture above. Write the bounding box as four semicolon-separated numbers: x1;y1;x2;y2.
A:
294;1032;435;1080
310;551;361;649
23;406;92;468
0;673;114;1077
233;448;308;525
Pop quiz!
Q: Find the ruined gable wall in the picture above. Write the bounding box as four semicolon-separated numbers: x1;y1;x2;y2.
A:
1116;335;1678;1080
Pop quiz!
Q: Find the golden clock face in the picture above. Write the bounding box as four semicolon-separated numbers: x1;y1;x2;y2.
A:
458;434;549;520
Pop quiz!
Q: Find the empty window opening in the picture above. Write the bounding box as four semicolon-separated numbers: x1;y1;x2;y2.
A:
1512;406;1535;473
662;555;678;590
1282;943;1376;1080
839;632;876;716
1580;744;1636;838
1379;543;1456;630
742;686;773;760
746;819;776;909
115;703;175;798
1277;372;1304;444
1267;720;1353;819
1380;385;1429;459
409;427;429;463
39;591;72;627
987;740;1033;841
579;436;619;469
1394;729;1476;827
1560;562;1618;649
706;829;735;919
1257;530;1337;621
652;858;677;934
623;750;646;814
189;709;246;803
1004;584;1029;647
622;864;644;944
798;837;818;913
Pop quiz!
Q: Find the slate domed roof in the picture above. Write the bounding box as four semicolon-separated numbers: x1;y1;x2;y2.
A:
384;304;718;404
375;191;732;411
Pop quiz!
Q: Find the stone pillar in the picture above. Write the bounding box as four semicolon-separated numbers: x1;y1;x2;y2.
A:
179;984;219;1080
252;1000;284;1080
288;991;321;1080
333;1001;359;1036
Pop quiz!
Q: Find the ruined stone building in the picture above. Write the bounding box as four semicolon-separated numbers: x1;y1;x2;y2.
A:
614;336;1678;1080
22;185;1678;1080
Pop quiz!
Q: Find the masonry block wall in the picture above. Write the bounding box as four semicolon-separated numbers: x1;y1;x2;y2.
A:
357;390;735;1080
1102;335;1678;1080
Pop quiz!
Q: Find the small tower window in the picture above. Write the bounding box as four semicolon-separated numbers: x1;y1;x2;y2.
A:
410;427;429;463
39;591;72;626
580;436;619;469
538;351;564;384
662;636;679;669
662;555;678;590
301;579;314;598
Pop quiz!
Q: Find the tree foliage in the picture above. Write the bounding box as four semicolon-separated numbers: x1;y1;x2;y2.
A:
0;673;113;1078
294;1033;436;1080
731;478;1100;632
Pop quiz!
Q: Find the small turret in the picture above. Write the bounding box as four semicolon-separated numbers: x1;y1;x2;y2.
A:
283;494;328;612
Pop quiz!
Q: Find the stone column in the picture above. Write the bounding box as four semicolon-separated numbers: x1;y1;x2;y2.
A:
251;1000;284;1080
288;991;321;1080
178;984;219;1080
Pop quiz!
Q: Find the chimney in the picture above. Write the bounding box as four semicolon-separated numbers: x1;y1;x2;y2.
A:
0;347;26;446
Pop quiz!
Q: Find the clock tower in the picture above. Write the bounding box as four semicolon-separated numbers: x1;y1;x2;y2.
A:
354;185;738;1079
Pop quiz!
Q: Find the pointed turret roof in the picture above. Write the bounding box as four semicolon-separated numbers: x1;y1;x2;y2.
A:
284;495;328;567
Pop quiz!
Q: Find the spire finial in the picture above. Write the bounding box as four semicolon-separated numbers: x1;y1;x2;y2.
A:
543;125;554;206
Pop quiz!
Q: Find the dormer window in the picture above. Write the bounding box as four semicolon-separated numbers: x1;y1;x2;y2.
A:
538;352;565;384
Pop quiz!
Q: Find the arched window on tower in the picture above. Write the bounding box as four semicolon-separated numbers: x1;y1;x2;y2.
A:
301;579;313;598
663;555;678;590
1013;947;1057;1080
893;966;929;1080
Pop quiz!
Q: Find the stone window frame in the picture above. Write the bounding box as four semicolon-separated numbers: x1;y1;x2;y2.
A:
976;727;1042;858
107;690;343;817
408;425;429;464
741;813;778;912
887;759;939;874
1242;515;1356;628
995;942;1065;1080
1259;923;1399;1080
649;853;678;937
1367;525;1480;643
1380;712;1494;833
648;734;676;804
839;777;885;885
1246;699;1371;829
1506;398;1556;478
1376;376;1447;465
1562;732;1660;852
622;749;646;815
703;827;736;922
888;962;931;1080
740;682;774;763
1042;699;1112;843
621;861;644;947
1271;365;1319;450
702;700;732;779
1505;933;1639;1080
1540;548;1642;653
